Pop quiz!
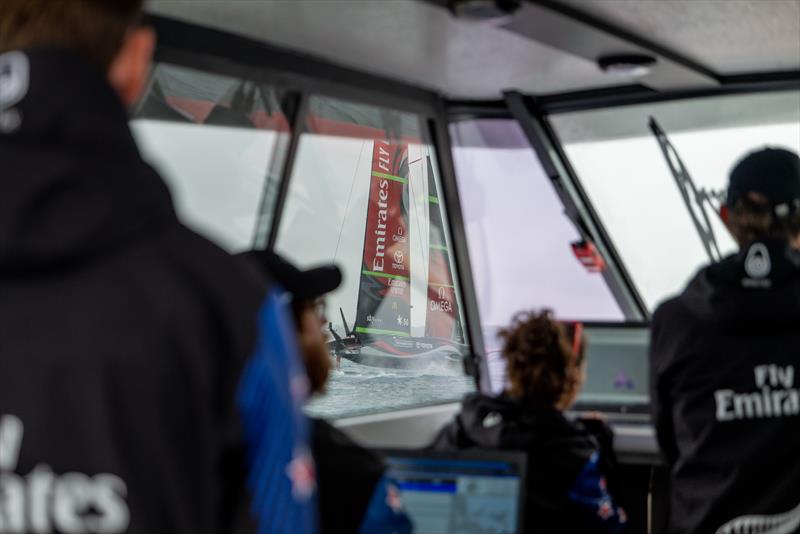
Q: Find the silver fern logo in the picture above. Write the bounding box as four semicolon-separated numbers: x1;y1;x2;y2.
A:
715;500;800;534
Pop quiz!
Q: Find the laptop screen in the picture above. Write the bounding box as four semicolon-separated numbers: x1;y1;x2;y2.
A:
379;449;526;534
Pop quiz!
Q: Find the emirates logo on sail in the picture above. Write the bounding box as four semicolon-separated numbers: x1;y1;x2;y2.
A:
371;144;393;273
372;176;390;273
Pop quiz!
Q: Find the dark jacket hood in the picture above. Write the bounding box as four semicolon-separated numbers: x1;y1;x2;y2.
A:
0;48;175;271
449;393;587;451
678;238;800;326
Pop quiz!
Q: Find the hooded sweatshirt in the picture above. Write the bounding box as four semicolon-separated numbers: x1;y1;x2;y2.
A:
432;393;626;533
0;49;313;533
651;238;800;534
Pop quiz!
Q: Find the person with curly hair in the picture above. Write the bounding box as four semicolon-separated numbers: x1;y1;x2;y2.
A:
432;310;626;533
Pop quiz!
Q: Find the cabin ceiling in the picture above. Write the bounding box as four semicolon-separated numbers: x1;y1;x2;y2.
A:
554;0;800;75
145;0;800;100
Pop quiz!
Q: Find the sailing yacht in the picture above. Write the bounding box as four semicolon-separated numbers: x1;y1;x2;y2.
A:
328;138;468;370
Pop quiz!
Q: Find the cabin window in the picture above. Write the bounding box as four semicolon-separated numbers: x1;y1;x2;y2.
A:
551;90;800;311
450;118;627;395
275;95;475;419
130;63;292;252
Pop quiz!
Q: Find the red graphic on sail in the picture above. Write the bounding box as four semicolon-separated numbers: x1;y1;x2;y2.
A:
354;140;411;339
424;157;461;342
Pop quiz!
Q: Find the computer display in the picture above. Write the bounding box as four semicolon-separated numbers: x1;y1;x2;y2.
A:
483;324;650;413
577;326;650;410
379;449;526;534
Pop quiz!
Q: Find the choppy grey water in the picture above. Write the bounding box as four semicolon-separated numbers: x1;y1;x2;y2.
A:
305;357;475;419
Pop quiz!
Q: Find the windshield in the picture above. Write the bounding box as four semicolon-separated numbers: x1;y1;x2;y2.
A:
275;95;475;418
132;63;290;252
551;90;800;311
450;118;625;328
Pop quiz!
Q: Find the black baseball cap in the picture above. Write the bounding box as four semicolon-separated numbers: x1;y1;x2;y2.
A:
727;148;800;217
239;250;342;301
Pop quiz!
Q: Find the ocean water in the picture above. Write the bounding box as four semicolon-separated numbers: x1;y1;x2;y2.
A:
305;357;476;419
306;323;651;420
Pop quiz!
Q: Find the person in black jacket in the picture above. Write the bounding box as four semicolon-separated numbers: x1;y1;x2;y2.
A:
651;147;800;534
0;2;314;532
432;310;626;533
240;250;412;534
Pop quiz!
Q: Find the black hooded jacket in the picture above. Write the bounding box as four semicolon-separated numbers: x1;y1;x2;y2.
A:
651;239;800;534
0;49;308;533
432;393;626;533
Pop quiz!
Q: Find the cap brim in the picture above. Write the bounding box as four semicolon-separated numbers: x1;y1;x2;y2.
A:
238;250;342;300
292;265;343;300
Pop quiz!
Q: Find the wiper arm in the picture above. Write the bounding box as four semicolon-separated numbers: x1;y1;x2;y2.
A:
649;117;725;262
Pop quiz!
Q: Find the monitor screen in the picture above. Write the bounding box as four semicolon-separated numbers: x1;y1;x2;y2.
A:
484;324;650;413
576;326;650;412
379;449;526;534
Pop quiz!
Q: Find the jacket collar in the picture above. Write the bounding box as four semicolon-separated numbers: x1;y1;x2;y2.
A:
0;48;175;271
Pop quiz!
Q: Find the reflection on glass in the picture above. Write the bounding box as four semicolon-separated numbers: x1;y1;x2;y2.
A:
451;119;625;328
276;95;474;418
130;63;290;252
552;91;800;310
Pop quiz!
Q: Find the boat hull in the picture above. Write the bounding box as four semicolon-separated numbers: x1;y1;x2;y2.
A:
332;338;466;371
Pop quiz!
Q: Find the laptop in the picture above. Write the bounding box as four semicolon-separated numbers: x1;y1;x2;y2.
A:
378;449;526;534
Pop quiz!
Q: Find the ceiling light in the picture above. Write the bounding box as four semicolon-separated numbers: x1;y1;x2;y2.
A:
449;0;522;22
598;54;657;78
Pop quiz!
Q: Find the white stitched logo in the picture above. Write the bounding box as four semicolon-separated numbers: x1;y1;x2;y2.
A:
0;414;130;533
0;52;29;110
745;243;771;279
714;364;799;422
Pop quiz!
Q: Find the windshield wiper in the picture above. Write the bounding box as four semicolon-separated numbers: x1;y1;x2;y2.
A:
649;117;725;263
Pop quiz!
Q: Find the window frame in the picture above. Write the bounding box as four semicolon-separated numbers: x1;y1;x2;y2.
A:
144;14;489;394
545;88;800;313
142;13;799;402
444;78;800;325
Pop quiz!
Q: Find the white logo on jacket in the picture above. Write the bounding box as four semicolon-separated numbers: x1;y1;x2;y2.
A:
0;414;130;533
0;51;28;133
715;365;800;422
0;52;29;110
743;243;772;287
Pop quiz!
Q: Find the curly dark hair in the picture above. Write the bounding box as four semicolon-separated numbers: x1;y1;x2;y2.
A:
499;310;585;407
